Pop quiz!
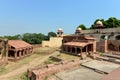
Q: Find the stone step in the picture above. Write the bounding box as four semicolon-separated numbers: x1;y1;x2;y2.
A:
102;53;120;59
96;56;120;64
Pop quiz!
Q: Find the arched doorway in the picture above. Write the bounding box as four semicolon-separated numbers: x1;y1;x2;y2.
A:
72;47;75;53
67;47;71;52
88;44;93;52
77;48;81;53
108;43;115;51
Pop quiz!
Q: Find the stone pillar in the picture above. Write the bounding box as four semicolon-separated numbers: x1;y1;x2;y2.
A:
93;41;96;52
31;47;33;54
26;49;28;55
80;48;82;53
86;46;88;52
19;50;22;58
23;49;25;56
66;46;68;52
14;50;17;61
104;40;108;53
75;47;77;54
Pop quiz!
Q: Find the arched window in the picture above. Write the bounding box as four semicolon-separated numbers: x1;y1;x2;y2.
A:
101;35;105;39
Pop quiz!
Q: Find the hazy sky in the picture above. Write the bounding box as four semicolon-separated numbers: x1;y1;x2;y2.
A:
0;0;120;36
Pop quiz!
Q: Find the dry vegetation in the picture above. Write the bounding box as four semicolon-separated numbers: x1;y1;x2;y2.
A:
0;47;58;80
0;47;80;80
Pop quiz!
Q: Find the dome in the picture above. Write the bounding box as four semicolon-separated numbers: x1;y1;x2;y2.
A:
96;21;103;26
77;28;82;31
58;28;63;32
58;28;62;31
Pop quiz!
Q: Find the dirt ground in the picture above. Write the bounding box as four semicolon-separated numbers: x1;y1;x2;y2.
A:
0;47;58;80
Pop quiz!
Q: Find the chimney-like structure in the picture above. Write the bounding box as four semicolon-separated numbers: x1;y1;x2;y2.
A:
75;27;82;35
57;28;63;37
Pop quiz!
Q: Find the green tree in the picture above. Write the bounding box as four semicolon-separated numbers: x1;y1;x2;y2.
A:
77;24;87;30
90;17;120;29
48;32;57;37
22;33;49;44
106;17;120;28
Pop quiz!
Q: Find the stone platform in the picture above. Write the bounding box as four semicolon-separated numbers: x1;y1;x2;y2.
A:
81;60;120;74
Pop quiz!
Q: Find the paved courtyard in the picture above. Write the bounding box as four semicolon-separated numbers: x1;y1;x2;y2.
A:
55;67;103;80
81;60;120;73
51;60;120;80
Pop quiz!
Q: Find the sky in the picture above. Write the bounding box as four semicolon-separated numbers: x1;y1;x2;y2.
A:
0;0;120;36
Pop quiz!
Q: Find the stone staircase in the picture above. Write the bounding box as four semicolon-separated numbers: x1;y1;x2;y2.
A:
96;53;120;64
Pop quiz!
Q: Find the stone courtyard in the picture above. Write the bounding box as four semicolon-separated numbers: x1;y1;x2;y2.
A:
48;60;120;80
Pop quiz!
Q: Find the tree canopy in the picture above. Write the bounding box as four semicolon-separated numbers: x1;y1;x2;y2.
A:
48;32;57;37
0;32;57;44
77;24;87;30
90;17;120;29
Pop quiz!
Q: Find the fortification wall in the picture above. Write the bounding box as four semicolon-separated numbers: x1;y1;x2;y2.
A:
42;37;63;47
81;28;120;34
28;59;81;80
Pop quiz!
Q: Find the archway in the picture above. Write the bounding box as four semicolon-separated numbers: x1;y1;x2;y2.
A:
108;43;115;51
72;47;75;53
67;47;71;52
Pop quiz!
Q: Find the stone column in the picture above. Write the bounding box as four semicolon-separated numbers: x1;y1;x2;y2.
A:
85;46;88;55
80;48;82;53
26;49;28;55
65;46;68;52
19;50;22;58
93;41;96;52
104;40;108;53
14;50;17;61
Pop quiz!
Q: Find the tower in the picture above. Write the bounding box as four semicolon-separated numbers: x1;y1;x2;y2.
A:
57;28;63;37
75;27;82;35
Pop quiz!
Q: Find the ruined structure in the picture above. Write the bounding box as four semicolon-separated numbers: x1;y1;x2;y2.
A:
28;59;81;80
61;28;96;57
0;39;8;65
61;21;120;54
42;28;63;47
8;40;33;61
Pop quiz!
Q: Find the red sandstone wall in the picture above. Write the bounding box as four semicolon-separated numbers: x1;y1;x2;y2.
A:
96;40;108;53
28;59;81;80
107;40;120;51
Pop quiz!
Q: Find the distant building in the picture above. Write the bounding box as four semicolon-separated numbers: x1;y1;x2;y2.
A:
8;40;33;61
61;28;96;56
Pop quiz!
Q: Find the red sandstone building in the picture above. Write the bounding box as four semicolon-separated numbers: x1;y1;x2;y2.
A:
61;34;96;56
61;21;120;56
8;40;33;61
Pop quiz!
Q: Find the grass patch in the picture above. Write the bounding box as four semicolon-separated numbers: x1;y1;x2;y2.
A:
44;57;61;64
56;53;80;61
0;47;58;76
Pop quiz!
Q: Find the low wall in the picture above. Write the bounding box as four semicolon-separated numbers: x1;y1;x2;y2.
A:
28;59;81;80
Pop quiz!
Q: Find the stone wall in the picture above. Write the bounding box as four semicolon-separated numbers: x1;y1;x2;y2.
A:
107;40;120;51
81;28;120;34
42;37;63;47
96;40;108;53
28;59;81;80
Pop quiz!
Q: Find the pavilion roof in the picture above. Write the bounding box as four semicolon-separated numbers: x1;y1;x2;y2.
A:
8;40;32;49
63;42;89;47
